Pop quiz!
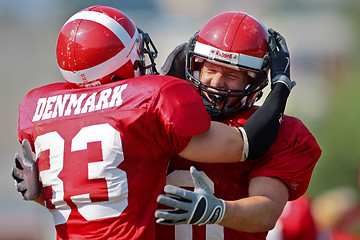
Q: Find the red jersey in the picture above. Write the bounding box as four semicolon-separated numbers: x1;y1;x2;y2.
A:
155;107;321;240
17;75;211;240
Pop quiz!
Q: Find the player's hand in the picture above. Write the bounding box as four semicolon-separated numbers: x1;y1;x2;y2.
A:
155;166;225;225
12;139;42;201
161;31;198;78
267;29;296;91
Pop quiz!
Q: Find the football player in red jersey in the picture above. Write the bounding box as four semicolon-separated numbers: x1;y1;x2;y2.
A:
155;12;321;240
12;6;294;240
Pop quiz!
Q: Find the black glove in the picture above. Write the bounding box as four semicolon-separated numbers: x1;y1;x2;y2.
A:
161;31;198;78
12;139;41;201
267;29;296;90
155;166;225;225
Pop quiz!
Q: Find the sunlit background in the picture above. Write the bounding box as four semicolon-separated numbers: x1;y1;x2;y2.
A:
0;0;359;239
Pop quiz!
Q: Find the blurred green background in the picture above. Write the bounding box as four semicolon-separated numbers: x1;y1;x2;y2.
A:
0;0;359;239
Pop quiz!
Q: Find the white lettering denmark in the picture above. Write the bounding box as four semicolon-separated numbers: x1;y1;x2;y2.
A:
32;84;128;122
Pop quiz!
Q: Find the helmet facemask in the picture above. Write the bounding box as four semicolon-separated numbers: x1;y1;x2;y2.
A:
134;28;159;76
185;50;270;119
112;27;159;81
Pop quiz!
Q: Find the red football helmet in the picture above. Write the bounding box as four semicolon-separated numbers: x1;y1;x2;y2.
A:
185;12;270;118
56;5;158;88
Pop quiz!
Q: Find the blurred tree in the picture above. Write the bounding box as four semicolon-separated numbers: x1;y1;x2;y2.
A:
308;8;360;197
309;71;360;195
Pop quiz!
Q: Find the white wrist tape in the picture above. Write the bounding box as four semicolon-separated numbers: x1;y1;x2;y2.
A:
237;127;249;162
273;75;294;91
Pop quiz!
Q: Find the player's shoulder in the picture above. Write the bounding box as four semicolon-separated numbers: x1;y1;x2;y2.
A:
280;114;311;136
272;114;321;159
128;75;197;102
220;106;310;134
21;82;69;101
282;114;305;125
130;75;190;89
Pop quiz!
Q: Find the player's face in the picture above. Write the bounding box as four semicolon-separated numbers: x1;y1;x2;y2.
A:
199;61;253;108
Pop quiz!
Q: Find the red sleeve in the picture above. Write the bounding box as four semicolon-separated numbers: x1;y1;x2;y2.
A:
18;83;70;149
249;116;322;200
147;76;211;154
18;87;39;145
18;95;34;145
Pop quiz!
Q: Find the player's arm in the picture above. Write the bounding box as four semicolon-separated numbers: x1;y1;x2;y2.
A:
244;29;295;159
179;121;243;163
155;167;288;231
12;139;45;206
220;176;288;232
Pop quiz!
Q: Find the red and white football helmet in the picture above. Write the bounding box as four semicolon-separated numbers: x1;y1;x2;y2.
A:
185;12;270;118
56;5;158;88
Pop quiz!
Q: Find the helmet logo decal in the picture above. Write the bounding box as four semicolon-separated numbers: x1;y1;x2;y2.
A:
214;50;237;61
194;42;264;70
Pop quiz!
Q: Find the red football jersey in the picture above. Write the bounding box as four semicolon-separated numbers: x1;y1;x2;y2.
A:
17;75;211;240
155;107;322;240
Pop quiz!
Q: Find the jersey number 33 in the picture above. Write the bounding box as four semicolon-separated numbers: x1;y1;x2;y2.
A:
35;123;128;225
